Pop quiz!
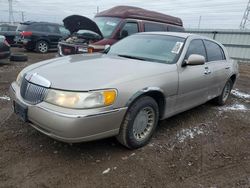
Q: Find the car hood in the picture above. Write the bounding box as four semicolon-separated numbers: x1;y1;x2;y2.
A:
24;54;173;91
63;15;103;38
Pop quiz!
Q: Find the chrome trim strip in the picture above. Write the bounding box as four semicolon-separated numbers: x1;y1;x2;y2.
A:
36;106;128;119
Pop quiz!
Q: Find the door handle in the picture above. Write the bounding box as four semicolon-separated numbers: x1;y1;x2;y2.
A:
204;67;211;75
225;67;230;69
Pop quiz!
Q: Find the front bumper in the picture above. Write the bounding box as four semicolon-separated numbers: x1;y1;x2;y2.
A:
9;82;127;143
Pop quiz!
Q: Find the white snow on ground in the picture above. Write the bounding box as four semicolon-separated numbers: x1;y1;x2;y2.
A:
220;103;248;111
176;126;205;143
0;95;10;101
102;168;111;174
231;89;250;99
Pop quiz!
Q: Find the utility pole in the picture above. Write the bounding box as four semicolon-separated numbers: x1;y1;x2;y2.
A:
198;16;202;29
21;11;25;22
8;0;15;24
240;0;250;29
97;6;99;14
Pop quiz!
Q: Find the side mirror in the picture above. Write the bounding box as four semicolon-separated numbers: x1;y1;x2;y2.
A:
119;30;128;39
185;54;205;66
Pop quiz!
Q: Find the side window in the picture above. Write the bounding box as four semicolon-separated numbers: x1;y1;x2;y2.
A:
59;26;70;35
9;26;17;31
47;25;59;33
185;39;207;60
32;25;44;32
204;40;225;61
120;22;138;38
144;23;166;32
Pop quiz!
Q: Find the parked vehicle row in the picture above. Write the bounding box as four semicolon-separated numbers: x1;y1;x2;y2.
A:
0;6;184;55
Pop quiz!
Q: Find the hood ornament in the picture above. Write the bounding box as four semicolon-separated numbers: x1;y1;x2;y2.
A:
25;72;51;88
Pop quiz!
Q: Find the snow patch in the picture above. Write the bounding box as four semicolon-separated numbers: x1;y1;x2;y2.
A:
176;126;205;143
220;103;248;111
0;95;10;101
231;89;250;99
102;168;110;174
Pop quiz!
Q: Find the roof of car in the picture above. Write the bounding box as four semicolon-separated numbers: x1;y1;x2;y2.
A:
20;21;61;26
96;6;183;27
137;32;194;38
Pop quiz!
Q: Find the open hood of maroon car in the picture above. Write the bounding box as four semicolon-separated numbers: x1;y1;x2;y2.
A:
63;15;103;38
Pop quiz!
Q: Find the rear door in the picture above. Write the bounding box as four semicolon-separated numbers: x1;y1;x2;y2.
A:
203;39;231;98
177;39;210;111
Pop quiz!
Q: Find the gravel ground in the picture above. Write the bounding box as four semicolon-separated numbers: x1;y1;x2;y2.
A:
0;48;249;188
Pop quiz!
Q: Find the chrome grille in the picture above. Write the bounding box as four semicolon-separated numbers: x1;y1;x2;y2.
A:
20;79;48;104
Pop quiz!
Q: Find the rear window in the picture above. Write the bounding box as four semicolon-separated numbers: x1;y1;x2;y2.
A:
17;24;29;31
168;25;184;32
0;26;8;31
144;23;166;32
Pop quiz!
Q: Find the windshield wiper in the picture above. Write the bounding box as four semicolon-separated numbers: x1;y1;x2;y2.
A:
117;54;146;61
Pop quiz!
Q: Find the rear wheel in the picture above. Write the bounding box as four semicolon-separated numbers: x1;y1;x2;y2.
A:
214;79;233;106
116;96;159;149
36;40;49;53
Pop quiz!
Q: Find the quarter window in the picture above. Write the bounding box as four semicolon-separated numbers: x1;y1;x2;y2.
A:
185;39;207;60
121;22;138;36
204;40;225;61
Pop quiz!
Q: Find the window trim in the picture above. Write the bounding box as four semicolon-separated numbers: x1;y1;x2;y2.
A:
184;39;208;62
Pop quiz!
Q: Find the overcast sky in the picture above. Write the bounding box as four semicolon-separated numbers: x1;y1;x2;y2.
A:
0;0;249;29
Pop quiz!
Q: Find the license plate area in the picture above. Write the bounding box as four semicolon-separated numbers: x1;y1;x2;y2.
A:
13;101;28;122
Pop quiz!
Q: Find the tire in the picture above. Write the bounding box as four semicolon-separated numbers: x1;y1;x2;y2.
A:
214;79;233;106
116;96;159;149
36;40;49;53
9;53;28;62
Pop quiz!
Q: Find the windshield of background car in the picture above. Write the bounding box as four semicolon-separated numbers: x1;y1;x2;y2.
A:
94;17;121;38
108;34;185;64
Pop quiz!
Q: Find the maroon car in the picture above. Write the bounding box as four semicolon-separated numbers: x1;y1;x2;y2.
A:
58;6;184;56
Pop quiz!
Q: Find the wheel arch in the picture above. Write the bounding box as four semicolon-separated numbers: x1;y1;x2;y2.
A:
126;87;166;119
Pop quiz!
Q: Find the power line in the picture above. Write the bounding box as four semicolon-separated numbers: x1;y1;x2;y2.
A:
240;0;250;29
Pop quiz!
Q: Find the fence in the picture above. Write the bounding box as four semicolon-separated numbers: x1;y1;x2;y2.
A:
186;29;250;62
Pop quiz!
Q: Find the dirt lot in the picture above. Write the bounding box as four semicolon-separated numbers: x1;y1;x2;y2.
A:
0;48;249;188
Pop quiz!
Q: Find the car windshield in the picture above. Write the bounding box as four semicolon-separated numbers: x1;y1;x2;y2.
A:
107;34;185;64
94;17;121;38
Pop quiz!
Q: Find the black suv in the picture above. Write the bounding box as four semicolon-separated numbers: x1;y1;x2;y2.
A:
15;21;69;53
0;24;17;46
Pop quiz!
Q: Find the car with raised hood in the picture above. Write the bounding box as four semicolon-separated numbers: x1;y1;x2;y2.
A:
0;35;11;59
15;21;69;53
58;5;184;56
10;32;238;149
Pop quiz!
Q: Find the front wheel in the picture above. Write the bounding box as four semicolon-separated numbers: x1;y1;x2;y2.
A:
116;96;159;149
214;79;233;106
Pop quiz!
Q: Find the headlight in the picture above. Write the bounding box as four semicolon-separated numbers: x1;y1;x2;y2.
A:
44;89;117;109
16;72;23;86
